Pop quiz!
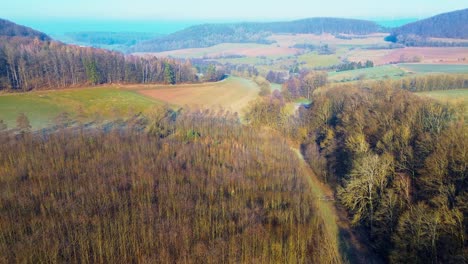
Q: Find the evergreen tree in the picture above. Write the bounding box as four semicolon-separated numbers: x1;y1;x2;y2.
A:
84;59;100;85
164;62;175;84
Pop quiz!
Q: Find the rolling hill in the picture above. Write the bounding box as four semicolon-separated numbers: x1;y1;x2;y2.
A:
131;18;384;52
57;31;163;53
0;18;50;40
387;8;468;46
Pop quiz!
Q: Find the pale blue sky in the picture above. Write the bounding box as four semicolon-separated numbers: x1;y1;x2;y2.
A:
2;0;467;20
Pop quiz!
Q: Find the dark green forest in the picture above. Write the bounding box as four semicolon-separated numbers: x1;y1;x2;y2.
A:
386;8;468;46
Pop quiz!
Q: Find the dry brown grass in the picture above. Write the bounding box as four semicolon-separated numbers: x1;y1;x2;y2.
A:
134;43;298;59
268;33;389;47
347;47;468;65
136;77;260;113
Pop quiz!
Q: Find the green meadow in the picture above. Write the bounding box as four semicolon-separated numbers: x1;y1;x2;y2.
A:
398;64;468;74
416;89;468;120
297;52;342;68
0;87;161;129
328;65;407;82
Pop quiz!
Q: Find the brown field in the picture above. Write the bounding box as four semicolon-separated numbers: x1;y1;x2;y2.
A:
428;37;468;44
268;33;389;47
136;43;298;59
136;76;260;113
347;47;468;65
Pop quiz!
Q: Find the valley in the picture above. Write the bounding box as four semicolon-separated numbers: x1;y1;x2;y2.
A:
0;5;467;264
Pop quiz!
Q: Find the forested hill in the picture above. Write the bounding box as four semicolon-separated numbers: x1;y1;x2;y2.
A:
131;18;383;52
387;8;468;46
0;18;50;41
0;19;198;91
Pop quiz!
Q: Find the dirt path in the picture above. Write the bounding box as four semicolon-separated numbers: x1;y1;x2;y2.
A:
290;143;384;264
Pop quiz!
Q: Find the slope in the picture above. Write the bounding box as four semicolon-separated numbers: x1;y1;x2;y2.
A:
0;18;50;40
386;8;468;46
131;18;383;52
136;76;260;113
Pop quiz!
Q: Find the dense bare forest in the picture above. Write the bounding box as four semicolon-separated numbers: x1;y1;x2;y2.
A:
0;37;198;91
0;9;467;263
246;74;468;263
0;20;203;91
0;108;341;263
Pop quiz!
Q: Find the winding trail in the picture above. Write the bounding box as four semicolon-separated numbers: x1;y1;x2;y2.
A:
289;143;384;264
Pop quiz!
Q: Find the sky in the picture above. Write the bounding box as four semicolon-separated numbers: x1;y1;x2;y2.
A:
2;0;467;21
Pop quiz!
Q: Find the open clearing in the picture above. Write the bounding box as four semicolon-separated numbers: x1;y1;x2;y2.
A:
0;77;259;130
297;52;342;68
137;76;260;113
347;47;468;65
328;65;406;82
268;33;389;47
329;63;468;83
0;88;161;129
416;89;468;120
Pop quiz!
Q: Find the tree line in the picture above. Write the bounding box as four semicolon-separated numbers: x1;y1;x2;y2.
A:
336;60;374;72
387;74;468;92
0;36;199;91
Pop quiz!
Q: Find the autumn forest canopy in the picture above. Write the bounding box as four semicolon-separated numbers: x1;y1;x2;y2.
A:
0;6;467;264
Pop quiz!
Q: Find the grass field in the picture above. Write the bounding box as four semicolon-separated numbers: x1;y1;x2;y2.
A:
345;49;394;65
0;87;161;129
209;56;270;65
137;76;260;113
398;64;468;74
0;77;259;130
328;65;407;82
298;52;342;68
346;47;468;65
416;89;468;120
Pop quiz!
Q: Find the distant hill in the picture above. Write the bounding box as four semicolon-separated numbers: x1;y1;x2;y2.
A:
0;19;197;91
56;31;163;53
387;9;468;46
0;18;50;40
131;18;383;52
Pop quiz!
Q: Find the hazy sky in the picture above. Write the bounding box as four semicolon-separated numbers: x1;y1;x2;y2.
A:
2;0;467;20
